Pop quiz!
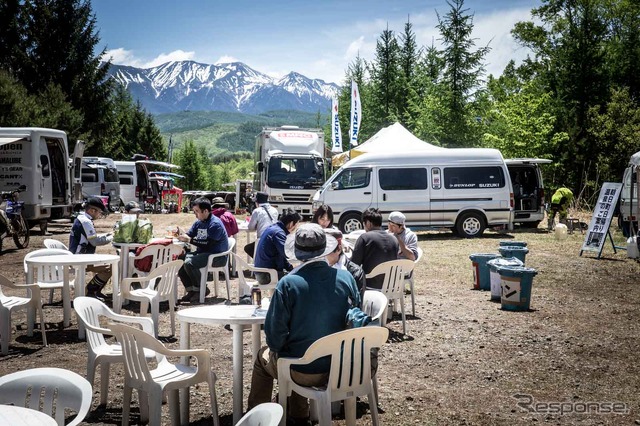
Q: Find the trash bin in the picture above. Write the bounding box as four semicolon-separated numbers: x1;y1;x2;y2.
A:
499;241;527;248
498;265;538;311
498;246;529;264
469;253;501;290
487;257;524;301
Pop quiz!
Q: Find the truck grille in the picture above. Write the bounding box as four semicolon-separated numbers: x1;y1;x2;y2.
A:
282;193;312;203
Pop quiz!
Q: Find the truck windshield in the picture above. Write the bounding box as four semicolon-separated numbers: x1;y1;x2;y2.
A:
267;157;324;189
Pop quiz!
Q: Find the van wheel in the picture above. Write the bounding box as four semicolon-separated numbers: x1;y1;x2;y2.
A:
339;213;363;234
456;211;486;238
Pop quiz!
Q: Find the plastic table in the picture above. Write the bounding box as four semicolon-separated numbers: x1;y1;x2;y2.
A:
177;304;266;425
0;404;58;425
25;253;120;338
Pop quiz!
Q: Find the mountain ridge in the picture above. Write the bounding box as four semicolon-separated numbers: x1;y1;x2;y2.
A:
108;60;339;114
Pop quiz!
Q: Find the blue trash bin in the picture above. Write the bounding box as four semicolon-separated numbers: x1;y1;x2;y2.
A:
499;241;527;248
487;257;524;301
469;253;501;290
498;246;529;264
498;265;538;311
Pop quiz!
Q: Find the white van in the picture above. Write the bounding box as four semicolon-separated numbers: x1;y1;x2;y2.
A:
81;157;120;212
619;150;640;236
0;127;84;227
313;149;514;237
115;159;180;209
505;158;552;228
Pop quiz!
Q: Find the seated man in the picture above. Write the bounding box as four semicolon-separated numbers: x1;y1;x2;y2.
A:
239;208;302;304
387;211;418;261
247;223;360;423
211;196;239;239
244;191;279;258
176;197;229;304
324;228;366;296
69;197;113;300
350;208;399;289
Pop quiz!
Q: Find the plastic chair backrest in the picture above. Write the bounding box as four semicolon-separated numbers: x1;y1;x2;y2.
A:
74;296;114;351
208;238;236;268
134;243;183;270
0;367;92;426
23;248;71;280
415;247;423;263
43;239;69;250
146;259;183;298
236;402;283;426
362;290;388;323
366;259;415;299
232;252;278;288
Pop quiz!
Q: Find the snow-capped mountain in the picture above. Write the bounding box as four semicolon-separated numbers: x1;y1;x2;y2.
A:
107;61;339;114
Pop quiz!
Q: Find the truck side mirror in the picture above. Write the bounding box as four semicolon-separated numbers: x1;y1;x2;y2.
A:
257;162;264;172
331;181;340;190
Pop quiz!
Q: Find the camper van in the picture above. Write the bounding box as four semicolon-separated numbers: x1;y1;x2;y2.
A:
313;149;514;237
81;157;120;211
505;158;552;228
115;159;180;210
0;127;84;226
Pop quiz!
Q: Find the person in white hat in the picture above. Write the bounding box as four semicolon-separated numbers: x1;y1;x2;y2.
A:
387;211;418;261
247;223;361;423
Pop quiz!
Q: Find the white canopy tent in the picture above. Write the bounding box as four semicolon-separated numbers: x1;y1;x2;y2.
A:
331;122;444;167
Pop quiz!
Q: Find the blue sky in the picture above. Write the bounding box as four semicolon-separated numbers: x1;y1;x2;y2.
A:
93;0;540;84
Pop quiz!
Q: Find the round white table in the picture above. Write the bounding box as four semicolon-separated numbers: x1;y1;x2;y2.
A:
177;304;266;425
111;241;146;282
25;253;120;339
0;405;57;426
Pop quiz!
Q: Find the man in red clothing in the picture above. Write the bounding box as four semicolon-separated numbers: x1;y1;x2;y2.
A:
211;197;238;239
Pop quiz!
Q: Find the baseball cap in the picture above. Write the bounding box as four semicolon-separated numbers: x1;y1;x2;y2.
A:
285;223;338;262
85;196;107;213
124;201;142;213
255;192;269;204
388;211;406;225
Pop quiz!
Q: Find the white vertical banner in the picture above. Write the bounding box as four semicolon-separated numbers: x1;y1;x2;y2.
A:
349;80;361;146
331;97;343;153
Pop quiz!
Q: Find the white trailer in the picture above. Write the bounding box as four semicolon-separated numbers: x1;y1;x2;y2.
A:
620;151;640;234
254;126;327;218
0;128;84;227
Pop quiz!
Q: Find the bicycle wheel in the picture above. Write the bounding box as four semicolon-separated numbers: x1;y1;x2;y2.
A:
12;215;29;248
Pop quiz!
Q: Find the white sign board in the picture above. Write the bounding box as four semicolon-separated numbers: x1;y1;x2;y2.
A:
581;182;623;256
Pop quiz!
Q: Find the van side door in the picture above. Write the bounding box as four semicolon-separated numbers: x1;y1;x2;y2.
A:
38;137;53;207
377;167;429;226
429;167;444;224
328;167;373;213
71;140;85;204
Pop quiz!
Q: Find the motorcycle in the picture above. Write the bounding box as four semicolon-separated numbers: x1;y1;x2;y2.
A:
0;185;30;253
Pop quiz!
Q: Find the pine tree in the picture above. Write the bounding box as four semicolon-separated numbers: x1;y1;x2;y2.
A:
397;17;421;125
369;25;401;129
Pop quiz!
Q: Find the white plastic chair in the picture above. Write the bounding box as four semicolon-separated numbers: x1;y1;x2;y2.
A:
24;248;74;305
198;237;236;303
366;259;415;335
43;238;69;250
129;243;183;279
237;402;283;426
0;367;92;426
362;290;388;326
0;274;47;355
73;296;156;405
231;252;278;302
109;322;220;426
120;259;183;337
277;327;389;426
404;247;423;316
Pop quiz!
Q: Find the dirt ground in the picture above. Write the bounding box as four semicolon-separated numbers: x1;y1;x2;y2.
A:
1;212;639;425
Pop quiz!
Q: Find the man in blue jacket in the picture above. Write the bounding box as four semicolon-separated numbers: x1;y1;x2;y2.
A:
176;197;228;304
247;223;360;424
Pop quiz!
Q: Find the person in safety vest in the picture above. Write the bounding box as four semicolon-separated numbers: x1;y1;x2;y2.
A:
548;187;574;230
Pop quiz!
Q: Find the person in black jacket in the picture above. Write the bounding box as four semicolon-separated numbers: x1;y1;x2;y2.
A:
324;228;366;296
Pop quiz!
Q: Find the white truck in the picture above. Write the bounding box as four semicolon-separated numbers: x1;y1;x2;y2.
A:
0;127;84;229
254;126;327;218
619;151;640;236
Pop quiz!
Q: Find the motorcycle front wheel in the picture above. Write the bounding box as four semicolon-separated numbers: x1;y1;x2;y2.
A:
11;216;29;249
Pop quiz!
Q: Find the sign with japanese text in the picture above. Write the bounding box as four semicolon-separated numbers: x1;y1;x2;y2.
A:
581;182;622;256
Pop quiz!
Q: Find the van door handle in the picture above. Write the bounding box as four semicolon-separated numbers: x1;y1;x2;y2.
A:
383;193;386;201
364;192;371;195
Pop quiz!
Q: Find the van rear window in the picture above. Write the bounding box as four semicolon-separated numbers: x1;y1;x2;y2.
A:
120;176;134;185
104;168;119;182
379;168;427;190
444;167;505;189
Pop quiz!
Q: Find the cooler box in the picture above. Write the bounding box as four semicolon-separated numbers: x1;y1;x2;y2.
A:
469;253;501;290
487;257;524;301
499;241;527;248
498;246;529;264
498;265;538;311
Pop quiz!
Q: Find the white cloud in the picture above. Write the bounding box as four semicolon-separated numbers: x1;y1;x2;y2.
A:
105;48;195;69
143;50;196;68
105;48;143;67
215;55;240;64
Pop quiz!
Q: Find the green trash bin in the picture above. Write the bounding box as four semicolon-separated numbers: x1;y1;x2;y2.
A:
498;245;529;264
487;257;524;301
498;265;538;311
499;241;527;248
469;253;501;290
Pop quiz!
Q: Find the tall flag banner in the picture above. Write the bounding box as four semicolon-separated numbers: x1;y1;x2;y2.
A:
349;80;361;146
331;97;343;153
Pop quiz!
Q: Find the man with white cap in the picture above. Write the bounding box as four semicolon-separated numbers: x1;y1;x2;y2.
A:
244;191;278;257
387;211;418;261
247;223;360;424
